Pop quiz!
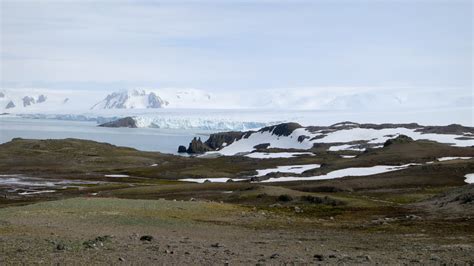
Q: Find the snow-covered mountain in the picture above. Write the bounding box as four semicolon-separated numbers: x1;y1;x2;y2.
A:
0;86;471;116
1;87;472;129
90;88;214;110
0;88;216;113
0;88;107;113
91;89;168;110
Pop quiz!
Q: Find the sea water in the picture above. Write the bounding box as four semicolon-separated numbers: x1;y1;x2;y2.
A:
0;116;212;154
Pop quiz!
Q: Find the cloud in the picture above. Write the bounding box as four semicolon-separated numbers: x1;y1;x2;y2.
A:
1;0;472;90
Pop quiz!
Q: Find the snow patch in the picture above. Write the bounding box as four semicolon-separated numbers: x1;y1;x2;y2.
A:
437;157;473;162
318;127;472;147
465;174;474;184
245;152;314;159
104;174;130;178
259;164;418;183
340;155;357;158
254;164;321;177
328;144;365;152
218;128;318;155
19;190;56;195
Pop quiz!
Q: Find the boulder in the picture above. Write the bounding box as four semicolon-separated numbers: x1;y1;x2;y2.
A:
177;145;187;153
139;235;153;241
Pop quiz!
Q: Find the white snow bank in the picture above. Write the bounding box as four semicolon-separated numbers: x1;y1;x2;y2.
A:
465;174;474;184
104;174;130;178
318;127;473;147
19;190;56;195
254;164;321;177
259;164;418;183
245;152;314;159
328;144;365;152
340;155;357;158
437;157;473;162
218;128;318;155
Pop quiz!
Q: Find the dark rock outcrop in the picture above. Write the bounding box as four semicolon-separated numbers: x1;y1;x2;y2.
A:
204;132;245;150
37;94;47;103
22;96;35;107
416;124;474;135
99;117;137;128
0;92;4;98
359;123;420;130
5;101;15;109
259;122;302;136
147;92;168;108
187;137;212;153
254;143;270;150
178;145;187;153
383;135;414;147
298;135;310;142
99;92;128;109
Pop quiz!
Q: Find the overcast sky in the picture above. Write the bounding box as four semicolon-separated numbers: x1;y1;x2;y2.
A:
1;0;472;91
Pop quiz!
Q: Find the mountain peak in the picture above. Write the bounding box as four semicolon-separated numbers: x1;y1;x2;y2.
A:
91;89;168;110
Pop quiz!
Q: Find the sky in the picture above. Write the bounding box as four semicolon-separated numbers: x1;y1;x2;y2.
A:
0;0;472;92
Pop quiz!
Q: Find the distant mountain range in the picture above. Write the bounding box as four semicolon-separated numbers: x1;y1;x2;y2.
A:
0;87;471;113
0;88;214;112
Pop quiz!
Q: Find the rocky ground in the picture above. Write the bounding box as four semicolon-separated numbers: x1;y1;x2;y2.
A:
0;136;473;264
0;196;473;265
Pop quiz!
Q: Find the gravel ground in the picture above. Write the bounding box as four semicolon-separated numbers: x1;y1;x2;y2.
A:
0;197;473;265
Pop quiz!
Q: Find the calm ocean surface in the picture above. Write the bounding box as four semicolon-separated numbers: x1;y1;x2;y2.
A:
0;117;213;154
